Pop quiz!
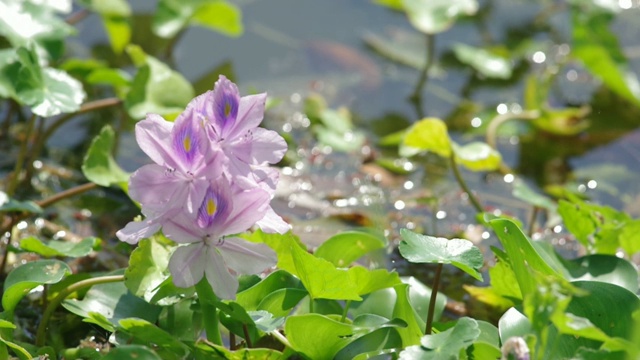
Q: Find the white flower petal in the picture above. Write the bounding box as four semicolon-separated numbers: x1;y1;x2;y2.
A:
217;238;277;275
205;248;239;300
116;218;161;244
256;207;291;234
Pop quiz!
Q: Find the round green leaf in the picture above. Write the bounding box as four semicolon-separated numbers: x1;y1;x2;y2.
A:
101;345;161;360
453;141;502;172
399;229;484;281
402;118;451;157
3;259;71;311
562;255;638;293
401;0;478;34
116;318;190;360
498;308;532;344
19;236;99;258
315;231;386;267
335;326;403;360
285;314;354;360
124;236;175;305
400;317;480;359
82;125;130;188
452;43;512;79
347;267;401;296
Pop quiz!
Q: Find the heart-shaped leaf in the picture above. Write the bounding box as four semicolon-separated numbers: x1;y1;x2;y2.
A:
399;317;480;359
285;314;354;359
82;125;130;188
399;229;484;281
315;230;386;267
347;266;401;296
402;118;451;157
3;259;71;311
453;141;502;171
124;235;177;305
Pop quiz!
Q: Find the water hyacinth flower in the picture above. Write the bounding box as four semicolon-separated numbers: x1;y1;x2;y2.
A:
165;177;277;299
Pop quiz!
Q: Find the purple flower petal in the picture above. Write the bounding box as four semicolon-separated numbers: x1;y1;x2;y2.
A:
128;164;185;210
204;247;239;299
256;207;291;234
169;243;207;288
116;218;162;245
230;93;267;138
217;237;276;275
211;75;240;138
135;114;181;169
229;127;287;166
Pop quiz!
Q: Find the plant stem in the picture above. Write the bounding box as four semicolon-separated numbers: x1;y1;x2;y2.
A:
409;33;436;119
485;110;540;175
340;300;352;323
242;324;253;348
309;297;314;313
194;279;223;346
36;183;98;208
528;206;540;237
36;275;125;346
449;153;484;214
426;263;443;335
6;114;37;196
270;330;292;349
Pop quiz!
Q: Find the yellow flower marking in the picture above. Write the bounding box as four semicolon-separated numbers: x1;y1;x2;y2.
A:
206;198;217;216
224;102;232;117
183;135;192;152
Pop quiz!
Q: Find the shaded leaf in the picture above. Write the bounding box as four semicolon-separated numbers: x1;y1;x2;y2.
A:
315;230;386;267
101;345;161;360
452;43;512;79
399;229;483;281
399;317;480;359
19;236;100;258
285;314;354;360
401;0;478;34
117;318;190;360
125;235;178;305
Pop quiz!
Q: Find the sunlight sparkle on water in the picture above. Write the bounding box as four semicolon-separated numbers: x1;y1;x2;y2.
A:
619;0;632;9
16;221;28;230
532;51;546;63
553;225;562;233
503;174;514;183
394;200;406;210
566;69;578;81
436;211;447;219
404;181;414;190
482;231;490;240
290;93;301;103
471;117;482;128
578;184;587;192
587;180;598;189
496;103;508;114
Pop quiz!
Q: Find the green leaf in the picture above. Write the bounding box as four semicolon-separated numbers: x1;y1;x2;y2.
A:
193;341;284;359
7;47;86;117
19;236;99;258
401;0;478;34
285;314;354;359
453;141;502;172
152;0;242;39
452;43;512;79
240;230;306;275
2;259;71;311
0;193;42;214
235;269;306;316
82;125;130;187
402;118;451;157
399;229;484;281
103;15;131;54
561;254;638;294
62;273;162;331
0;0;75;48
533;106;591;135
125;235;177;305
315;230;386;267
0;334;32;360
373;0;404;11
335;317;404;360
124;45;195;120
512;180;557;211
498;307;532;343
290;244;362;301
620;219;640;255
348;267;402;296
572;10;640;107
489;218;561;296
101;345;161;360
399;317;480;359
392;283;425;346
191;1;242;37
117;318;191;360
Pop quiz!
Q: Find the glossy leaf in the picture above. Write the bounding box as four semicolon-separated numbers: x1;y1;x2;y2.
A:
0;0;74;47
62;274;162;331
3;259;71;311
498;307;532;344
240;230;306;276
193;341;284;359
402;118;451;157
453;43;512;79
348;267;402;296
290;244;362;301
315;230;386;267
82;125;130;188
453;141;502;172
124;235;176;305
489;218;561;296
335;319;403;360
235;269;306;316
19;236;100;258
401;0;478;34
153;0;242;39
101;345;161;360
392;283;424;346
399;317;480;359
399;229;483;281
124;45;194;120
561;254;638;293
117;318;191;360
285;314;354;359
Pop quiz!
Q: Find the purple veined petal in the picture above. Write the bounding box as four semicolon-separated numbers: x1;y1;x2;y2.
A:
256;207;291;234
248;128;287;164
217;237;277;275
135;114;181;169
171;107;208;172
185;90;215;123
116;217;162;245
162;214;206;244
183;177;211;215
196;185;229;229
214;186;271;236
128;164;184;210
169;242;207;288
204;247;239;300
227;92;267;139
211;75;240;138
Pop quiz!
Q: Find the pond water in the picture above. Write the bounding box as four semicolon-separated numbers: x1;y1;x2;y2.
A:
49;0;640;281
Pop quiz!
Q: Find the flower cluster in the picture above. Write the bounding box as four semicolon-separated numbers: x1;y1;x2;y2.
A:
117;76;289;299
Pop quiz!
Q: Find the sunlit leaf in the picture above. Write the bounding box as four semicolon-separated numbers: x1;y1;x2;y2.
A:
290;244;362;301
453;141;502;171
315;230;386;267
62;272;162;331
391;283;424;346
348;267;402;296
0;0;74;47
153;0;242;38
103;16;131;54
240;230;306;274
82;125;130;188
19;236;100;258
561;254;638;294
363;29;427;70
235;269;306;316
401;0;478;34
534;106;591;135
512;180;557;211
124;45;194;119
117;318;191;360
191;1;242;37
498;307;532;344
125;235;179;306
101;345;161;360
452;43;512;79
373;0;404;11
399;317;480;359
285;314;354;359
193;341;284;359
402;118;451;157
399;229;483;281
2;259;71;312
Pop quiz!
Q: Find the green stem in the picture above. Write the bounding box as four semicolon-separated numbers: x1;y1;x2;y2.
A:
409;33;436;119
309;297;314;313
242;323;253;348
36;275;124;346
194;278;222;346
270;330;292;349
449;153;484;214
425;263;443;335
340;300;352;323
528;206;540;237
6;114;37;196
